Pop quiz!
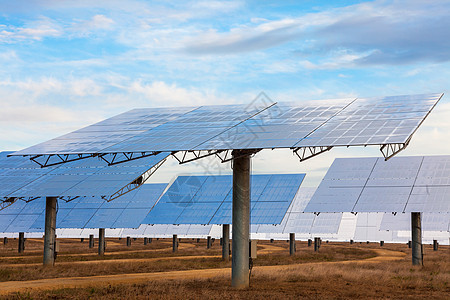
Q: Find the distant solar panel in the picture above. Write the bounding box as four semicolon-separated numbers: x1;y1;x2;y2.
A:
305;155;450;213
12;93;442;156
143;174;305;225
380;213;450;232
0;151;168;199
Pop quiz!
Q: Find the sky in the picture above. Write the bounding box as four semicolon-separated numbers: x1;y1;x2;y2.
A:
1;0;450;187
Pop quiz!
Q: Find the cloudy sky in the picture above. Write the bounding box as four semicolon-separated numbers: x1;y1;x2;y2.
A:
1;0;449;186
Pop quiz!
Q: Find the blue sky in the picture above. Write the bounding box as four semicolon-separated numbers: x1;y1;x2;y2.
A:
1;0;449;185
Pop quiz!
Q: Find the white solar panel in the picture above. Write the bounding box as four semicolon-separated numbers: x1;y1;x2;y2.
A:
306;155;450;213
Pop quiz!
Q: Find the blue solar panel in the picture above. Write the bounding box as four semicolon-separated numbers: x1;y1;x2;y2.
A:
0;151;169;198
144;174;305;225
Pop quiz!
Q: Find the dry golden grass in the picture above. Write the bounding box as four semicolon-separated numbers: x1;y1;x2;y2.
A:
0;239;448;299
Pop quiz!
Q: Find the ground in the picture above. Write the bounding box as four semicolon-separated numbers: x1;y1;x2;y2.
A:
0;237;448;299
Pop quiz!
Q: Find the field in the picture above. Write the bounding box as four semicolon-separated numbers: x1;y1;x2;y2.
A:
0;237;448;299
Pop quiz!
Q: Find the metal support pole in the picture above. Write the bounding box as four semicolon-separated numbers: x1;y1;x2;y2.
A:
80;238;84;243
148;238;152;244
308;239;312;247
173;234;178;252
350;239;354;245
380;241;384;247
144;237;148;245
98;228;105;255
231;150;250;288
314;237;320;252
433;240;438;251
43;197;57;266
126;236;131;247
222;224;230;261
289;233;296;256
411;212;423;266
18;232;25;253
3;237;7;245
408;241;412;248
207;236;212;249
89;234;94;248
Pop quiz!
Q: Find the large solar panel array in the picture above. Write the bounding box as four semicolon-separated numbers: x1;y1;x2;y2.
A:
0;151;169;199
305;155;450;213
143;174;305;225
13;93;442;156
0;184;166;233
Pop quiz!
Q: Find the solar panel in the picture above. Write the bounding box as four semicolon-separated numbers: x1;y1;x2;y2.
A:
0;151;169;198
144;174;305;225
305;155;450;213
12;93;442;155
380;213;450;232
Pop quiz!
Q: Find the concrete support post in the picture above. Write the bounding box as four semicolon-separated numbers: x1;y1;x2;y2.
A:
18;232;25;253
314;237;320;252
89;234;94;248
289;233;296;256
231;150;250;288
411;212;423;266
98;228;105;256
433;240;438;251
126;236;131;247
144;237;148;245
222;224;230;261
173;234;178;253
43;197;57;266
207;236;212;249
308;239;312;247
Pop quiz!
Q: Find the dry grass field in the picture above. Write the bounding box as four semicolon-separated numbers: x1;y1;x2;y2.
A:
0;237;448;299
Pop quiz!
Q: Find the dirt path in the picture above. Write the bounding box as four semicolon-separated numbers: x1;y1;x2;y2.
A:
0;248;405;295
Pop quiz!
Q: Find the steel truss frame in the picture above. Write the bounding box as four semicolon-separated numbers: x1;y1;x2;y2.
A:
27;151;163;168
171;149;261;165
293;146;333;162
102;157;167;202
380;142;409;161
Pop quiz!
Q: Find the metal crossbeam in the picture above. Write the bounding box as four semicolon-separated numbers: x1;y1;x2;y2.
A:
380;142;409;161
293;146;333;162
102;157;167;202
